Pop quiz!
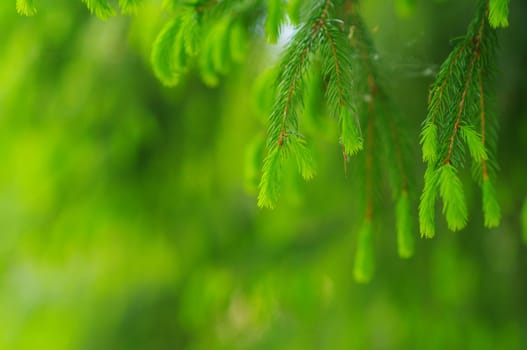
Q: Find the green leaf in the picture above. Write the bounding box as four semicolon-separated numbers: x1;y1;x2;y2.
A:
419;167;439;238
482;178;501;228
119;0;143;14
340;108;363;157
265;0;286;43
353;221;374;283
288;136;316;181
420;122;438;162
522;198;527;244
258;147;282;209
489;0;510;28
16;0;37;16
81;0;115;19
439;164;468;231
151;19;182;86
461;125;487;163
396;191;415;258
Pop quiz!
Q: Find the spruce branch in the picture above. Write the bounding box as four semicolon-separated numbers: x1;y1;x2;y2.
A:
419;0;502;233
258;0;358;208
346;1;415;259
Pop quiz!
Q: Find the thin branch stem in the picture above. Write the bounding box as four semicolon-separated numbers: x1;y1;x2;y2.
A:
349;8;408;192
277;0;333;147
321;22;345;106
478;68;489;179
444;9;487;164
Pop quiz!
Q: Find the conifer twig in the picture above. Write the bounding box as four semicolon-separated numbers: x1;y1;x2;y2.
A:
419;0;501;232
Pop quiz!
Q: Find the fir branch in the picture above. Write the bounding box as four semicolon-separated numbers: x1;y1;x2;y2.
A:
443;46;480;165
347;3;414;257
422;44;466;163
320;21;345;109
349;5;409;197
258;0;356;208
419;0;502;233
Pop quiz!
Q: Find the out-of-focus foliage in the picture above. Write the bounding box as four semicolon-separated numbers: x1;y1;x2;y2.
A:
1;0;527;349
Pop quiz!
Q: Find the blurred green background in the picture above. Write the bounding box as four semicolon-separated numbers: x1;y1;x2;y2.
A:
1;0;527;349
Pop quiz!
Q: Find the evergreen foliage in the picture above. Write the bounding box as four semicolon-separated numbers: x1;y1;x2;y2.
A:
13;0;522;283
419;0;501;235
255;0;417;276
6;0;527;345
258;0;357;208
